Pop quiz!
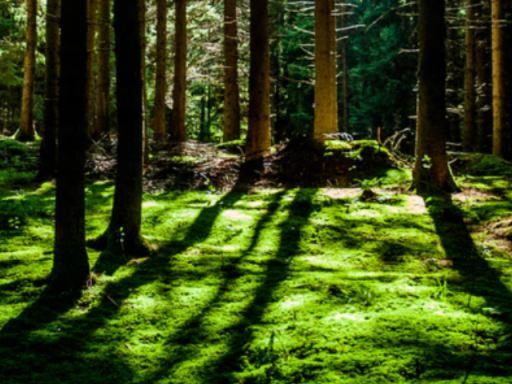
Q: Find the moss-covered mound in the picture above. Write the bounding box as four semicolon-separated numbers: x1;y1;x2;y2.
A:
453;153;512;177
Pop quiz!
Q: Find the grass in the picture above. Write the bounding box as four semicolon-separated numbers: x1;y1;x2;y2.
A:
1;160;512;383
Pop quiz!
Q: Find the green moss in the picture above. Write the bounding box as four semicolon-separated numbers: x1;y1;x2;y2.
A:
324;140;352;152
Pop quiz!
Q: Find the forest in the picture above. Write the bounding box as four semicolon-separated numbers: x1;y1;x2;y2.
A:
1;0;512;383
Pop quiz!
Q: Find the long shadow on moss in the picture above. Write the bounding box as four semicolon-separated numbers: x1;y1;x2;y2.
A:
425;196;512;378
0;190;243;383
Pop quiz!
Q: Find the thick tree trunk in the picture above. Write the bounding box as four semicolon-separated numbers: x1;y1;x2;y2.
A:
17;0;37;142
96;0;111;137
491;0;505;156
50;0;90;292
86;0;97;140
153;0;167;142
223;0;240;142
413;0;458;194
245;0;271;160
463;0;476;151
314;0;338;141
38;0;60;180
170;0;187;143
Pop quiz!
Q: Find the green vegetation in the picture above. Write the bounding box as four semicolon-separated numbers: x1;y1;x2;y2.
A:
1;157;512;383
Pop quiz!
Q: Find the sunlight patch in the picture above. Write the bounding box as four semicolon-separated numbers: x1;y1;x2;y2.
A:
222;210;252;221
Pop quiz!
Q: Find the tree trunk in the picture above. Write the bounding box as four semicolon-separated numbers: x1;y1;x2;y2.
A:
476;36;490;152
153;0;167;142
97;0;148;261
96;0;111;137
223;0;240;142
463;0;476;151
17;0;37;142
170;0;187;143
86;0;97;140
139;0;149;164
413;0;458;194
38;0;60;180
340;0;349;132
491;0;505;156
50;0;90;292
314;0;338;141
446;3;460;143
246;0;271;160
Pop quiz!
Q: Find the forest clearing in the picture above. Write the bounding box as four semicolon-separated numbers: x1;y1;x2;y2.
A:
2;0;512;383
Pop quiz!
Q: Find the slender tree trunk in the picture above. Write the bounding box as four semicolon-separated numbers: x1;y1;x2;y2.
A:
86;0;97;140
153;0;167;142
413;0;458;194
314;0;338;141
463;0;476;151
96;0;111;137
38;0;60;180
50;0;90;291
170;0;187;143
17;0;37;142
476;36;490;152
223;0;240;142
446;4;460;143
99;0;148;260
200;90;206;141
139;0;149;164
340;0;349;132
491;0;505;156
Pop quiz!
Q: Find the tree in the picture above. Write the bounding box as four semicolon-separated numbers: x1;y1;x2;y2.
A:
38;0;60;180
153;0;167;143
95;0;148;260
17;0;37;142
96;0;111;137
86;0;97;140
139;0;149;163
491;0;505;156
314;0;338;141
412;0;458;194
50;0;90;291
223;0;240;142
462;0;476;152
245;0;271;160
339;0;349;132
170;0;187;143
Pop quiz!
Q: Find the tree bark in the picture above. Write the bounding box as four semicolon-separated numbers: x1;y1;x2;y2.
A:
96;0;111;137
476;36;490;152
153;0;167;142
50;0;90;292
413;0;458;194
38;0;60;180
17;0;37;142
223;0;240;142
314;0;338;141
340;0;349;132
463;0;476;151
170;0;187;143
246;0;271;160
86;0;97;140
491;0;505;156
139;0;149;164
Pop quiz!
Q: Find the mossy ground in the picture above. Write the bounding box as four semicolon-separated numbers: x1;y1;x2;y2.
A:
1;151;512;383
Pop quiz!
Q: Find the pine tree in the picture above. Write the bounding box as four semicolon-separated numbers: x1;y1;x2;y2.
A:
96;0;111;137
153;0;167;143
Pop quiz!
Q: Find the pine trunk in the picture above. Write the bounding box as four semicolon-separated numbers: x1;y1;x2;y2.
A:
476;36;490;152
18;0;37;142
170;0;187;143
463;0;476;152
51;0;90;291
413;0;458;194
245;0;271;160
96;0;111;137
340;0;349;131
314;0;338;141
491;0;505;156
139;0;149;164
223;0;240;142
86;0;97;140
153;0;167;142
39;0;60;179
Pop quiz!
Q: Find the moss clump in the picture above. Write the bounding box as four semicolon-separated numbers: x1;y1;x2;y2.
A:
0;139;30;155
456;153;512;177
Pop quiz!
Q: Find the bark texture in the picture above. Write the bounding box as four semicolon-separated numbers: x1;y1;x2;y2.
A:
96;0;111;137
463;0;476;151
491;0;505;156
314;0;338;141
246;0;271;160
86;0;97;140
223;0;241;142
51;0;90;291
340;0;349;132
18;0;37;142
413;0;458;194
170;0;187;142
39;0;60;179
153;0;167;142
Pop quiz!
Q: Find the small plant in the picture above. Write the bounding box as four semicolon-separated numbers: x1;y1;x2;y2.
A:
355;177;382;200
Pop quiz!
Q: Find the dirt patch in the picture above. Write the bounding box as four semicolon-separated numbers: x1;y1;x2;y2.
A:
405;195;428;214
221;210;252;221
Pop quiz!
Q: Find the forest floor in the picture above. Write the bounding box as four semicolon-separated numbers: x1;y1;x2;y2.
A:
1;138;512;383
